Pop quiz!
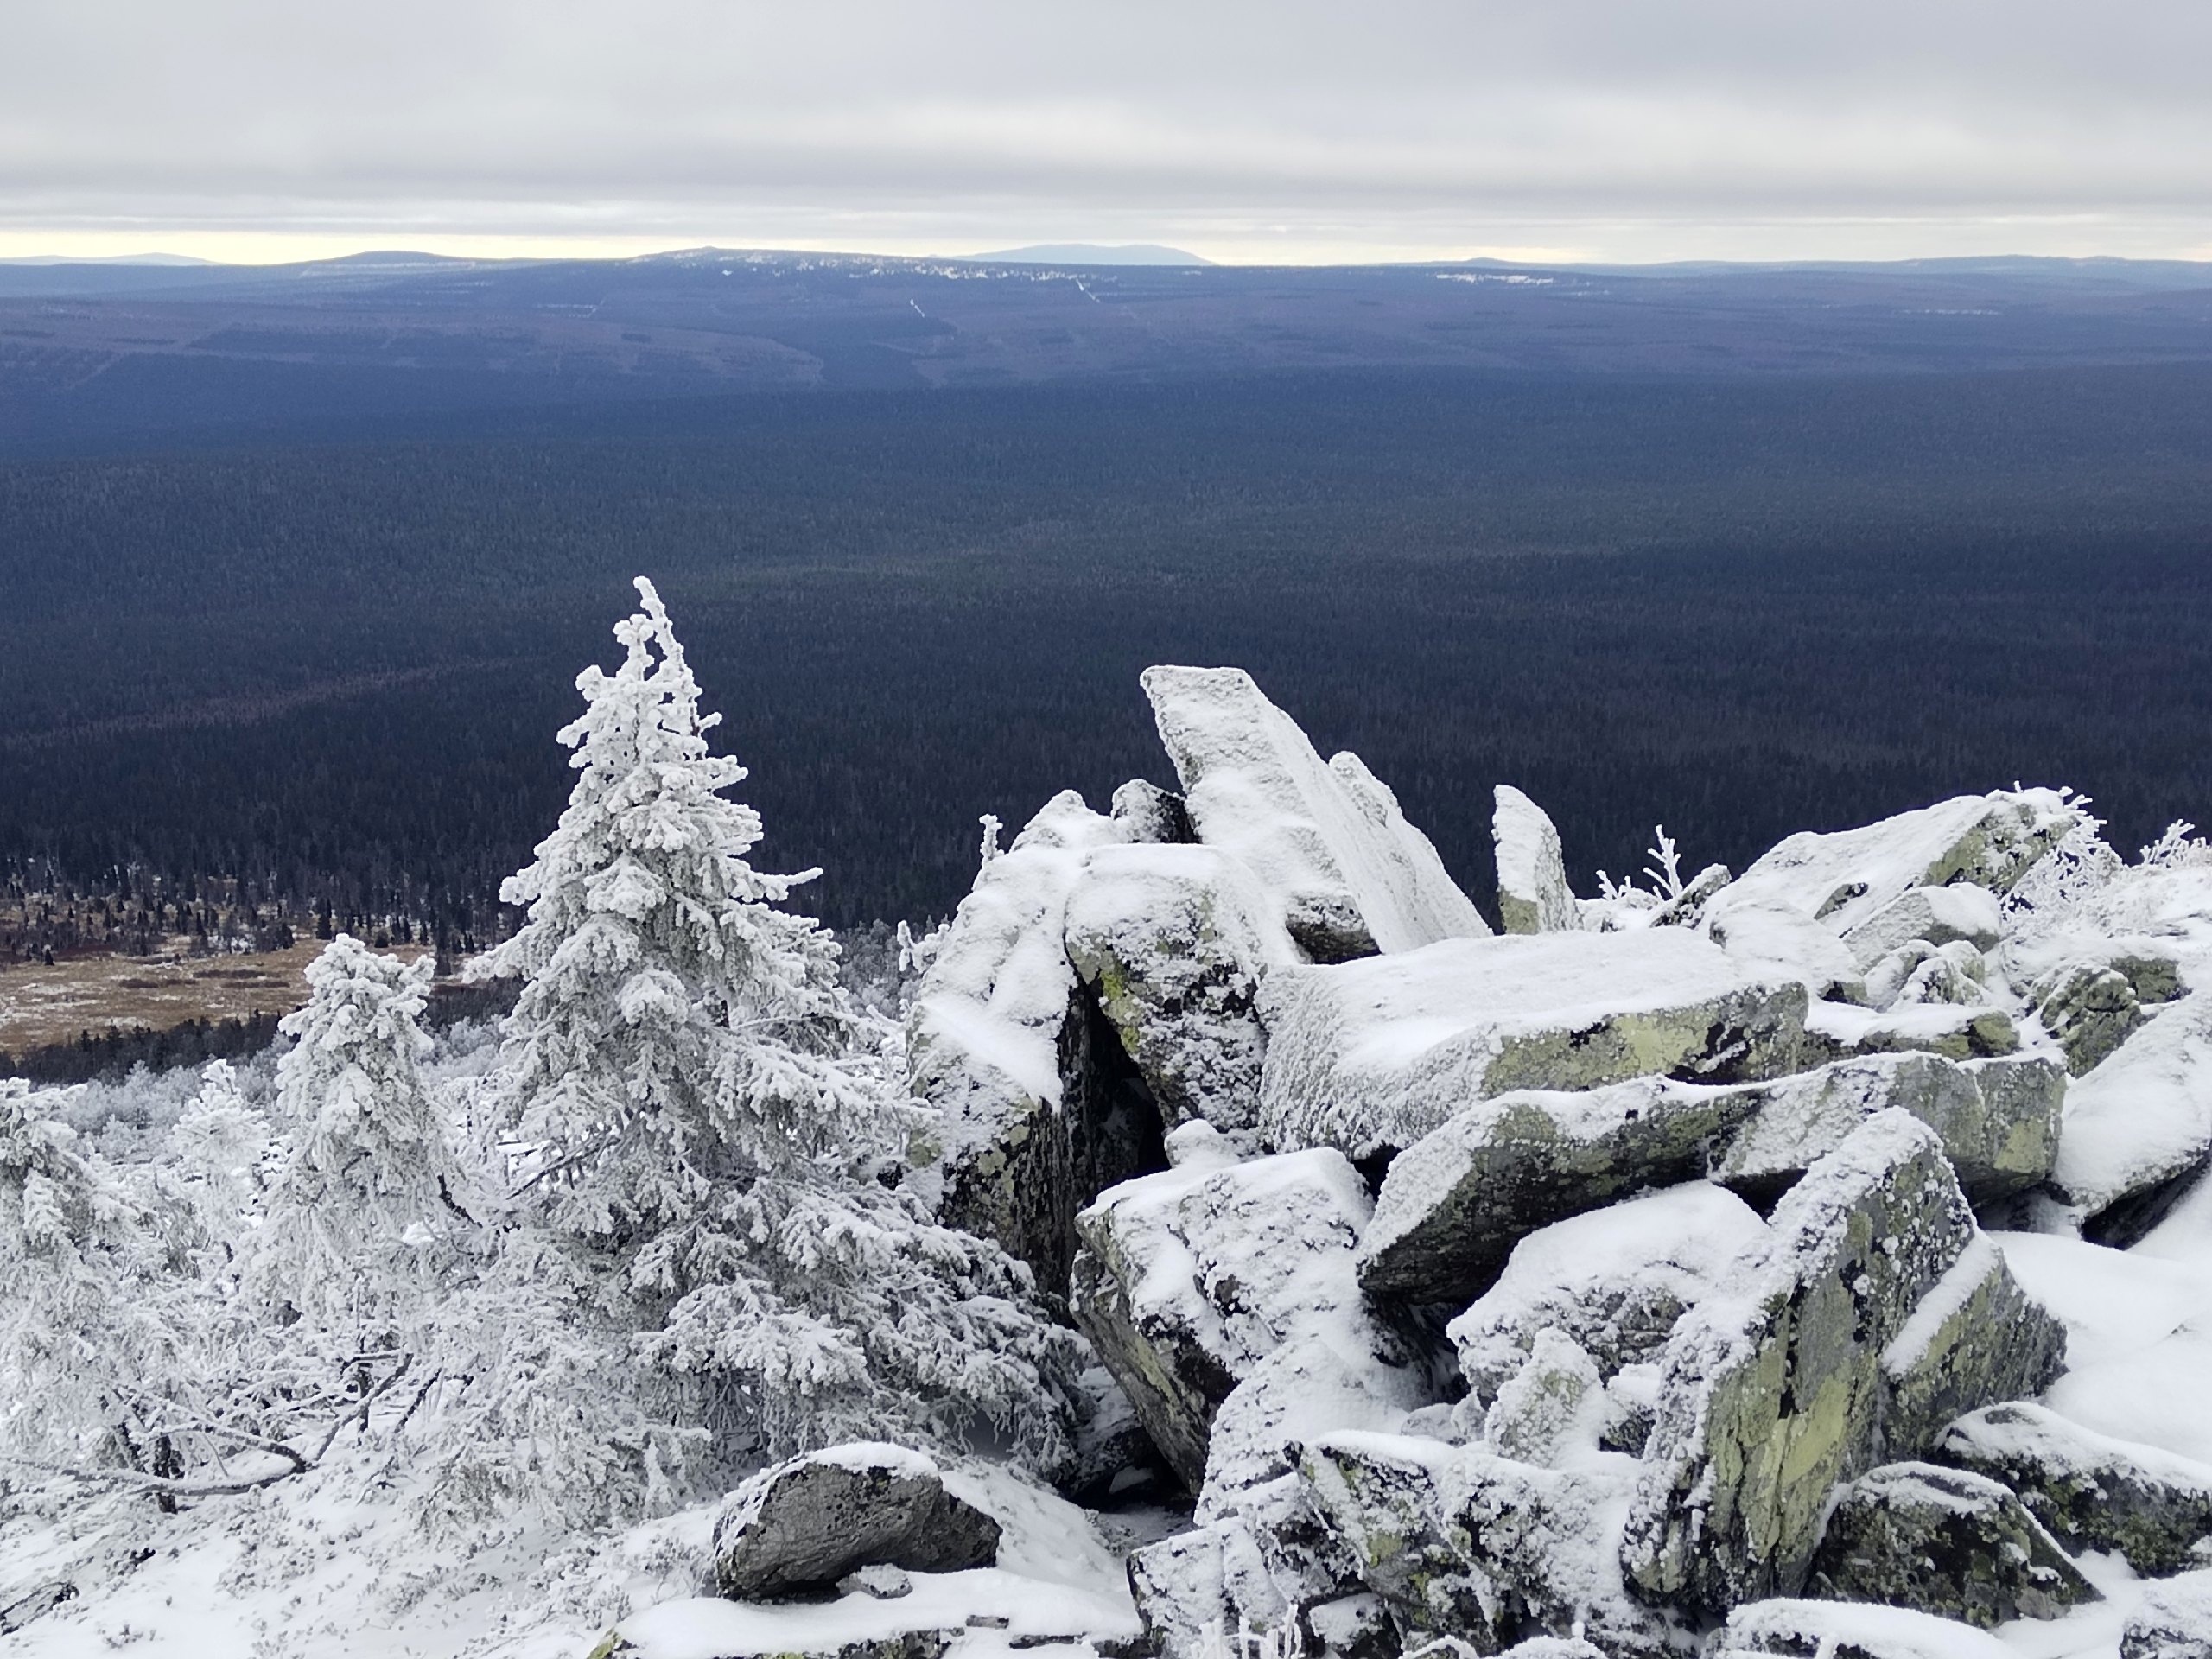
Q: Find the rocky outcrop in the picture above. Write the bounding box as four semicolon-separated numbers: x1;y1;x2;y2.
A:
1711;1051;2062;1207
1067;1149;1402;1490
1840;883;2003;969
1062;844;1292;1133
1803;1461;2097;1627
1935;1400;2212;1575
1141;665;1489;961
1355;1078;1763;1306
2124;1569;2212;1659
906;792;1165;1292
1491;786;1579;935
1620;1111;2066;1613
712;1445;1001;1600
1260;930;1806;1160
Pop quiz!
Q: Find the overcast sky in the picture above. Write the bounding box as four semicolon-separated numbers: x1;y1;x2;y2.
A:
5;0;2210;264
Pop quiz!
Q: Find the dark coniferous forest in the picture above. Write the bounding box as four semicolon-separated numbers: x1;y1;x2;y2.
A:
4;254;2212;944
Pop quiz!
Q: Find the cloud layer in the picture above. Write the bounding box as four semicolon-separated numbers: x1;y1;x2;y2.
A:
6;0;2210;261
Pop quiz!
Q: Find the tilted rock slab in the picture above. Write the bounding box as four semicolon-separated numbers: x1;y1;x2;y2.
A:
1067;1148;1405;1490
1141;665;1489;961
1703;788;2079;939
712;1444;1001;1600
1062;842;1294;1134
1491;785;1580;935
1355;1077;1764;1306
1712;1051;2063;1208
1936;1400;2212;1576
1620;1110;2067;1613
1840;882;2004;969
2049;993;2212;1245
1803;1461;2097;1628
1260;929;1808;1161
906;791;1163;1293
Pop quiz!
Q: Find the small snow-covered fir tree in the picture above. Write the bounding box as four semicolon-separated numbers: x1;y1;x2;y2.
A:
467;577;1079;1512
169;1058;270;1247
257;935;462;1344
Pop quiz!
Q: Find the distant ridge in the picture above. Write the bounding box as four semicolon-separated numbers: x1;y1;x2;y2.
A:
962;243;1212;267
0;251;212;267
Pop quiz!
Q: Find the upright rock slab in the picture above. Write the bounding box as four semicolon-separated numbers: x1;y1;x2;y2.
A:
1620;1111;2066;1613
1492;786;1579;935
906;792;1163;1292
712;1445;1001;1600
1260;930;1806;1160
1067;1148;1402;1489
1141;665;1488;960
1356;1079;1764;1306
1062;843;1293;1134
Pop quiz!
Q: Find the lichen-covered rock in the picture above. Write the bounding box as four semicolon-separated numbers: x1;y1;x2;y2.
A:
2049;995;2212;1244
1141;665;1489;960
1712;1598;2013;1659
1492;786;1579;935
1712;1051;2063;1207
1126;1521;1281;1659
1445;1182;1770;1415
1300;1433;1692;1657
1261;929;1806;1161
1705;789;2080;939
1935;1400;2212;1575
1878;1233;2068;1456
1802;996;2020;1065
1620;1111;2063;1613
1064;844;1294;1133
1840;883;2004;969
1479;1331;1603;1466
2123;1569;2212;1659
1068;1149;1400;1489
1804;1461;2097;1628
712;1445;1001;1600
2035;960;2149;1075
1355;1077;1764;1306
907;791;1163;1291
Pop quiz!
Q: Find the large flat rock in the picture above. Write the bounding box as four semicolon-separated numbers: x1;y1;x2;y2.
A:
1141;665;1488;961
1259;929;1808;1160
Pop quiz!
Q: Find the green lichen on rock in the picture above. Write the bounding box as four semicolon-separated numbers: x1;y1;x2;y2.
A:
1806;1462;2098;1629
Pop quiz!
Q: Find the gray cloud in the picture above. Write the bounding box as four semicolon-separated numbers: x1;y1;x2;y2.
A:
5;0;2209;259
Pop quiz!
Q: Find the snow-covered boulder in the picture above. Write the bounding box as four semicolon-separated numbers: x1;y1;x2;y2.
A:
1707;901;1866;1004
1705;788;2080;938
1444;1182;1770;1419
1711;1598;2013;1659
1062;843;1294;1134
2124;1569;2212;1659
1110;778;1193;845
1355;1077;1763;1306
1934;1400;2212;1575
906;792;1163;1291
1198;1334;1431;1510
1492;785;1579;935
712;1445;1002;1601
1840;882;2004;969
1066;1149;1405;1489
1299;1433;1692;1657
1712;1051;2063;1207
1140;666;1488;961
2034;960;2152;1075
2049;994;2212;1243
1260;930;1807;1160
1802;995;2020;1065
1621;1111;2066;1612
1803;1461;2097;1628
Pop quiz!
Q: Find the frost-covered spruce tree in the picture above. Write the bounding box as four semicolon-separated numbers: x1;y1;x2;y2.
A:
470;578;1079;1506
257;935;463;1345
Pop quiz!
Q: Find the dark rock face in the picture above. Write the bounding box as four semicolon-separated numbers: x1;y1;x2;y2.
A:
1354;1077;1764;1307
1935;1400;2212;1576
712;1446;1001;1601
1806;1462;2098;1628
